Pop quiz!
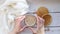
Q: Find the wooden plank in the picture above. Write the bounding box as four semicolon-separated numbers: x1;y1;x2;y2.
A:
45;26;60;31
45;27;60;34
45;31;60;34
49;13;60;26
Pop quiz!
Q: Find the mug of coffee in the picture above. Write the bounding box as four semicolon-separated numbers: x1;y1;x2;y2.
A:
25;14;37;26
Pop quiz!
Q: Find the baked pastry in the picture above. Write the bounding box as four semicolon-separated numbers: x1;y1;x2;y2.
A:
36;7;49;17
42;14;52;26
25;15;37;26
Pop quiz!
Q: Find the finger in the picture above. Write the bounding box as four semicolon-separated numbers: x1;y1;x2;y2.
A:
28;27;36;33
19;25;27;32
35;15;40;24
37;16;45;30
18;16;25;21
15;16;25;24
15;16;25;22
38;16;45;23
38;16;45;27
35;15;40;30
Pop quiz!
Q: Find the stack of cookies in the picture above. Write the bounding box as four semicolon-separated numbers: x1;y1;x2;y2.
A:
36;7;52;26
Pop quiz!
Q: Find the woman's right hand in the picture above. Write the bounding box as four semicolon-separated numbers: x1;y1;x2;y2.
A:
28;16;44;34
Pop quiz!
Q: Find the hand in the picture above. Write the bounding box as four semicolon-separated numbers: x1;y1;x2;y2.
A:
36;16;44;30
28;16;44;34
10;16;27;34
